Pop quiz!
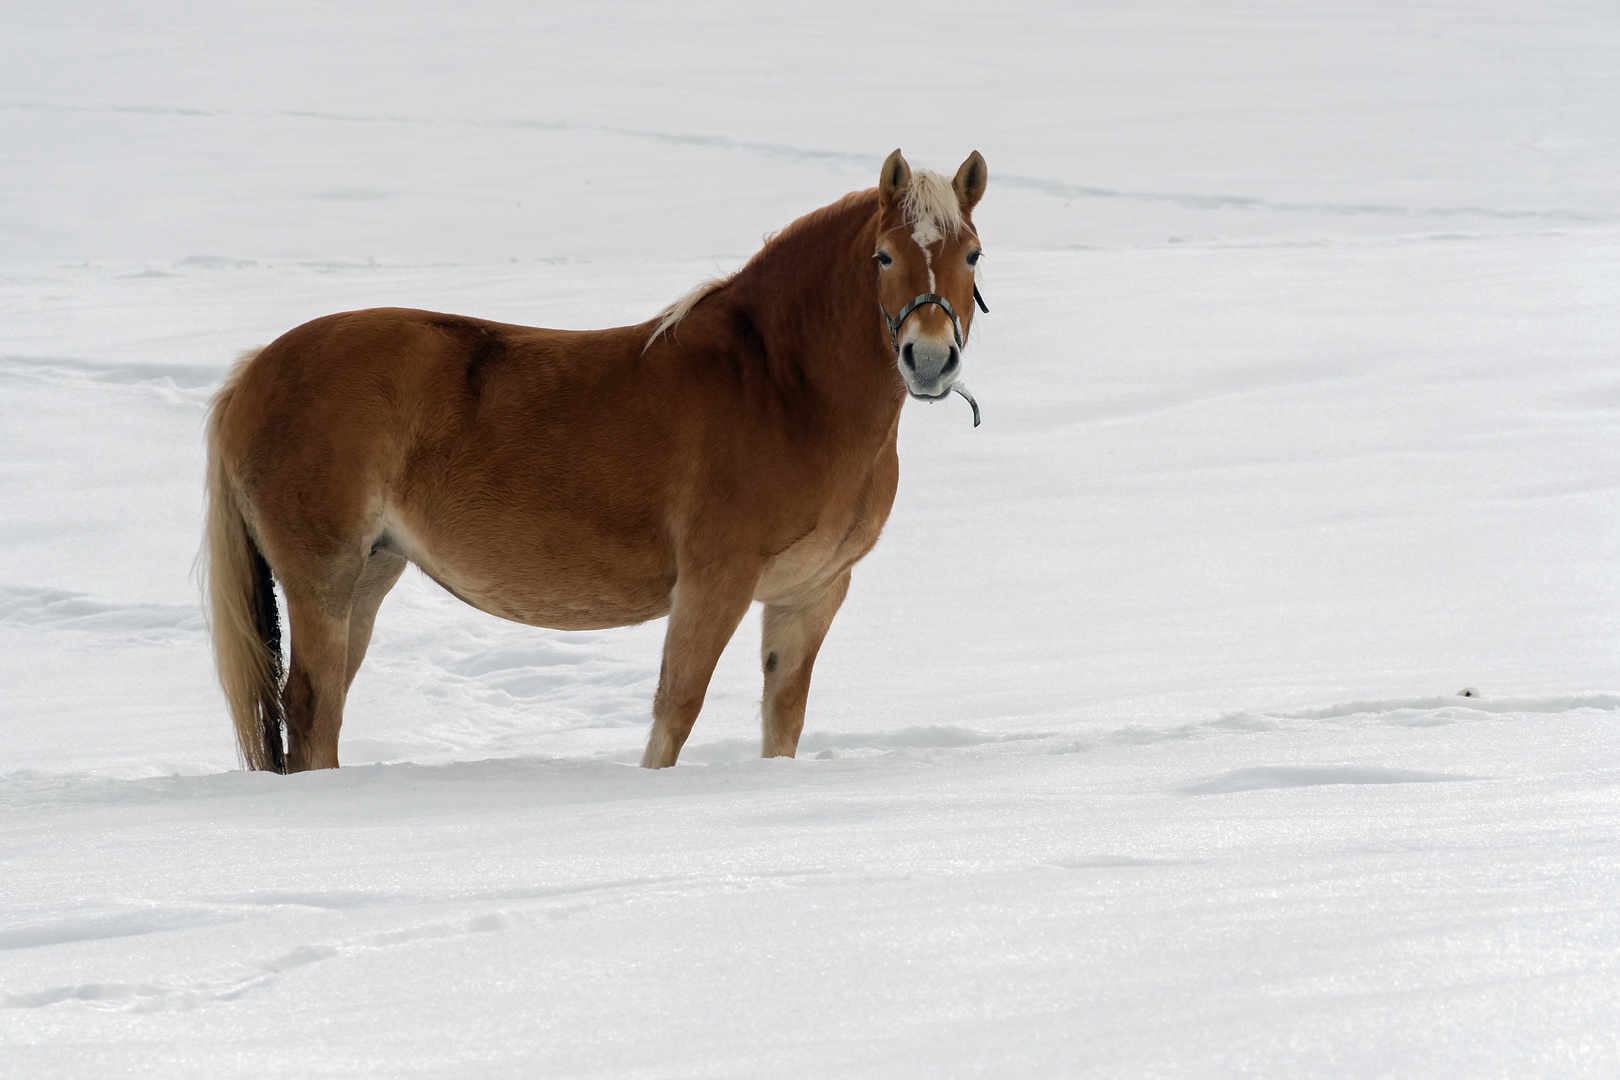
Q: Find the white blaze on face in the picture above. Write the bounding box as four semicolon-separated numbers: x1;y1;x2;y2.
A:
911;217;941;292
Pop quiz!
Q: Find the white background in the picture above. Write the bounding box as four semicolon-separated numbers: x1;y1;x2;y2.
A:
2;2;1617;1075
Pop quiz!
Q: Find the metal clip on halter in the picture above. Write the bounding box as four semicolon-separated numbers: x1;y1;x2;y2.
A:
951;383;981;427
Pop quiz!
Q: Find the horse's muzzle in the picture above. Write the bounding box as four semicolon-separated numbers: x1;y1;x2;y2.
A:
899;339;961;399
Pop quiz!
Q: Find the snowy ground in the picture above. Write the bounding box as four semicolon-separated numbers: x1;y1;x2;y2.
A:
3;2;1618;1076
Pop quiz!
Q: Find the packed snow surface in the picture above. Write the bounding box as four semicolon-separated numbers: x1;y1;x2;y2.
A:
3;1;1618;1076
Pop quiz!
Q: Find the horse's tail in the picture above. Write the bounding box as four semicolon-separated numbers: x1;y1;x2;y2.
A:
202;350;286;773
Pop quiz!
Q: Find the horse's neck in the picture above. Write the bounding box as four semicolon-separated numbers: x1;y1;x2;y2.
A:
731;209;901;438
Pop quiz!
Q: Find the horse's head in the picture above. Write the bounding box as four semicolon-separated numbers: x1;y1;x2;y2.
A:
874;150;987;414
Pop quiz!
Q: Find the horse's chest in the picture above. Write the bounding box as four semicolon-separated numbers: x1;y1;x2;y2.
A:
755;453;897;605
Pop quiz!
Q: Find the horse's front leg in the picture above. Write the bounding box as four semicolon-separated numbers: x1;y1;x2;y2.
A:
641;564;761;769
760;571;851;758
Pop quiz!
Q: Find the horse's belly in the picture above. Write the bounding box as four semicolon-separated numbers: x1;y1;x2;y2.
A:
452;571;672;631
381;509;674;630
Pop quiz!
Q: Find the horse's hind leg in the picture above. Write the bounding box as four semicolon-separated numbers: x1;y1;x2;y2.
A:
278;551;368;772
344;551;406;690
275;546;401;771
760;571;850;758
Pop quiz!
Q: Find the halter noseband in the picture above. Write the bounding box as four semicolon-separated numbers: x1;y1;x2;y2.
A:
878;284;989;354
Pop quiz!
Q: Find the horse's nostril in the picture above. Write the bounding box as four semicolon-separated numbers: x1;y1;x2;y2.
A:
942;349;960;376
901;343;917;371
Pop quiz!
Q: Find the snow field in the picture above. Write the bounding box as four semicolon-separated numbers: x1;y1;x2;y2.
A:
3;1;1619;1075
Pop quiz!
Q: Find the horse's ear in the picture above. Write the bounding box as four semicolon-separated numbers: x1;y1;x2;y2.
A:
953;151;987;213
878;149;911;209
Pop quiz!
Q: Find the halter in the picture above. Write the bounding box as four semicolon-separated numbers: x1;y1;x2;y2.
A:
878;284;990;354
878;285;989;428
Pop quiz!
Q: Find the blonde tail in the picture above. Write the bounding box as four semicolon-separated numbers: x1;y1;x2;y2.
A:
202;351;286;772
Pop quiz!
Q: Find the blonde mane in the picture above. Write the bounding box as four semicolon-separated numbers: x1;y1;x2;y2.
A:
645;277;728;350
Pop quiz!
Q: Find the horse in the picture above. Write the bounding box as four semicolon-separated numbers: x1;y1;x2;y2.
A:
203;149;989;773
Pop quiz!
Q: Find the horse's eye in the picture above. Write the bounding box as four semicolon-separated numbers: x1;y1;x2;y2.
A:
966;250;982;267
875;251;893;267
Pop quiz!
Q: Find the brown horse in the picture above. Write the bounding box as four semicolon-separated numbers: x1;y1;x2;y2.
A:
203;149;988;772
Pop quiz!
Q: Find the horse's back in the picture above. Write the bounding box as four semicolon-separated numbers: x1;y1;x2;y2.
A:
228;305;639;427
